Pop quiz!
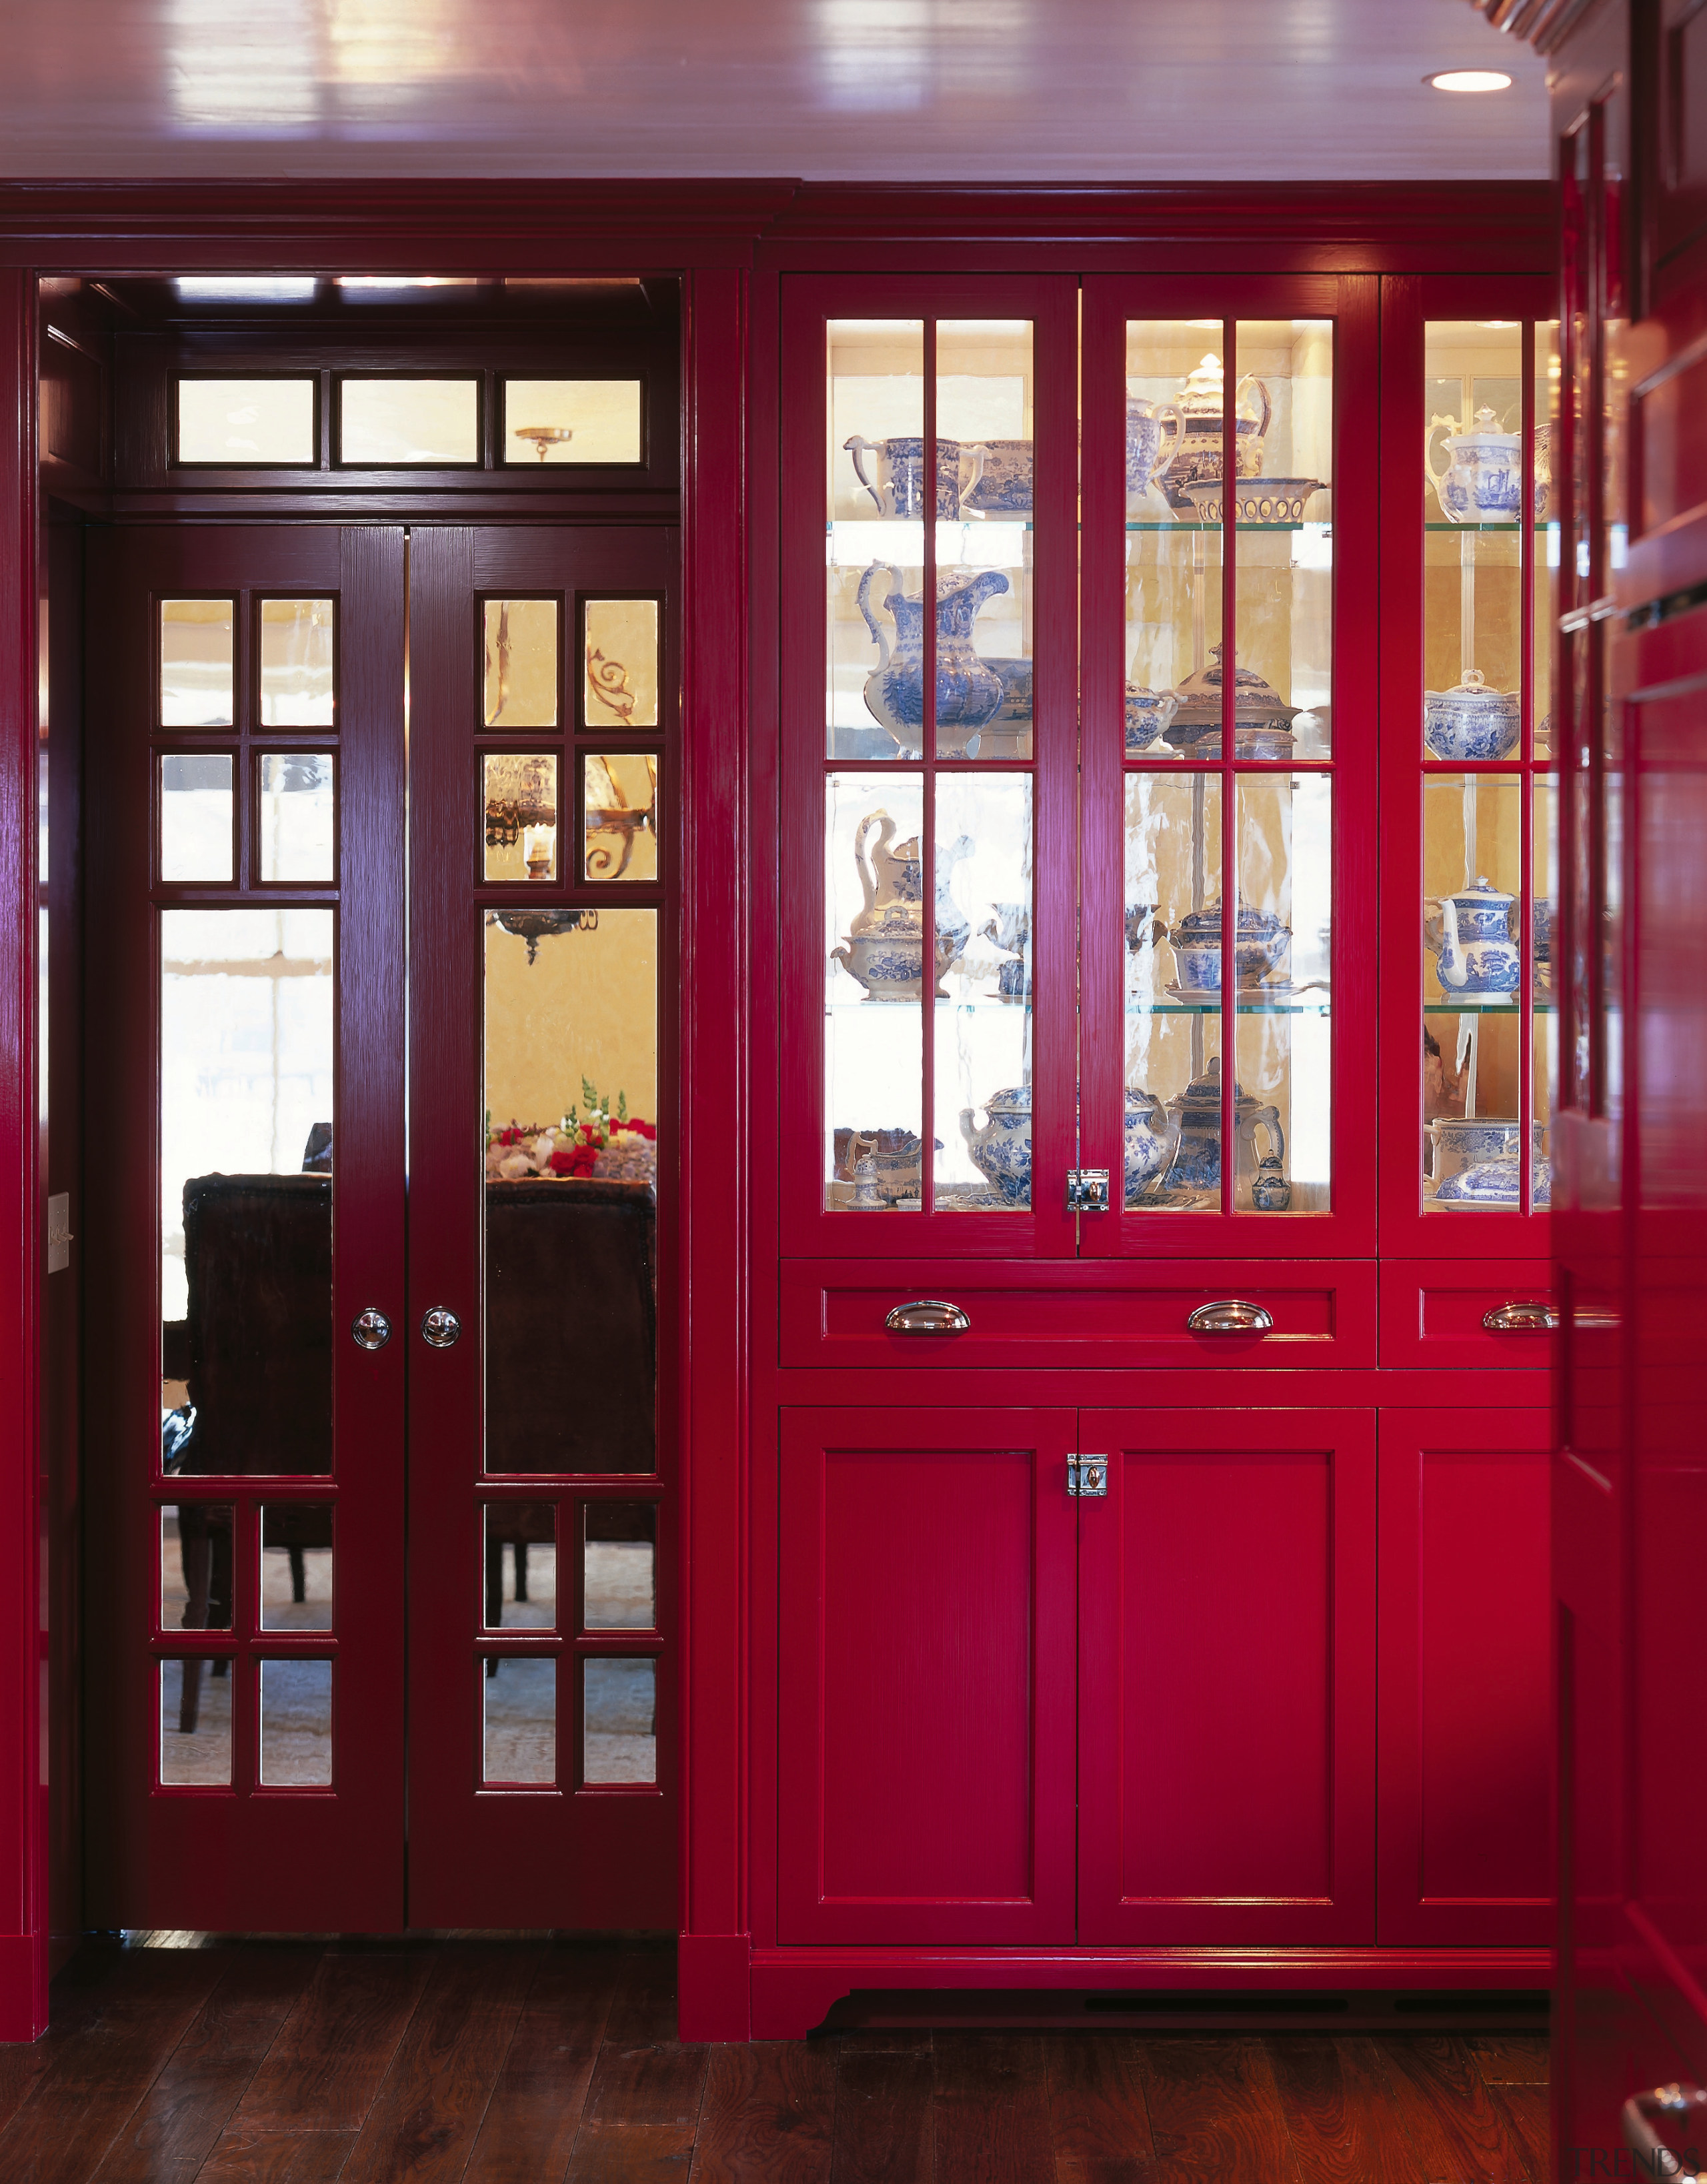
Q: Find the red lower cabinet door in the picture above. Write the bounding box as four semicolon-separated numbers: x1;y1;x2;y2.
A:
1376;1408;1551;1946
777;1408;1078;1945
1077;1408;1377;1945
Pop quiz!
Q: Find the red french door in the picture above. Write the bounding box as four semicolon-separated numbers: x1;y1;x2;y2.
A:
83;520;676;1931
84;525;408;1928
405;527;676;1929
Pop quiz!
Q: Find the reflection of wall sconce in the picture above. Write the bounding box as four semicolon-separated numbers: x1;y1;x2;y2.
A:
586;648;637;725
486;907;598;966
485;753;557;865
584;753;657;878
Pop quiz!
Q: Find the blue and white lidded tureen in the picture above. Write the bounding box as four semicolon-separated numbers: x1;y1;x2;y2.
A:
1168;900;1292;991
1433;1154;1553;1208
1124;684;1179;752
1430;1116;1546;1184
960;1085;1032;1204
1162;645;1298;761
1422;668;1521;761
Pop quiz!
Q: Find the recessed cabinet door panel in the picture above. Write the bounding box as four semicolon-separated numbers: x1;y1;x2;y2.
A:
1376;1409;1550;1946
1078;1408;1376;1945
777;1407;1077;1945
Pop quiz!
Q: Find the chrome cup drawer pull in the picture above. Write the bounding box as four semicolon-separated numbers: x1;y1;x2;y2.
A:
1483;1300;1560;1333
1624;2083;1707;2181
350;1307;392;1351
1187;1298;1274;1334
884;1299;971;1335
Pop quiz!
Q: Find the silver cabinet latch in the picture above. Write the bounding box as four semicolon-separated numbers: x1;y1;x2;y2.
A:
1066;1168;1110;1213
1068;1454;1108;1497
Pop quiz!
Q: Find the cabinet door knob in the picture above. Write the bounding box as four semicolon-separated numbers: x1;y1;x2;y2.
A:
1187;1298;1274;1334
1483;1300;1559;1333
420;1306;462;1350
1623;2083;1707;2181
884;1299;970;1335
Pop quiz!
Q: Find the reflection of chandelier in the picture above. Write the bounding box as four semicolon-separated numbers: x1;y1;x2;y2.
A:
484;753;557;862
515;424;573;462
486;908;598;966
584;753;657;878
586;648;637;724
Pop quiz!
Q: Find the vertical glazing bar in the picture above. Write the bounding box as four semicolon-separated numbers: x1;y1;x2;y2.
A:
1519;319;1536;1209
1220;319;1238;1214
922;319;937;1214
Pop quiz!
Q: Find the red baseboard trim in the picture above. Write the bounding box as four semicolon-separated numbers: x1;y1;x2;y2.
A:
677;1932;751;2042
0;1933;47;2043
748;1945;1553;2040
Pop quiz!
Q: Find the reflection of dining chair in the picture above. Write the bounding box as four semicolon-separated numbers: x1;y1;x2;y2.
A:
483;1179;657;1671
168;1174;335;1732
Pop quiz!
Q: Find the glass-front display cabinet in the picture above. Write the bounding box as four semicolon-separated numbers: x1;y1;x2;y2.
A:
1382;288;1558;1256
781;275;1379;1260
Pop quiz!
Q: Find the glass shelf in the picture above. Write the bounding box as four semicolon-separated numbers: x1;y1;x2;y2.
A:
1423;521;1547;533
1131;998;1333;1016
1424;999;1555;1014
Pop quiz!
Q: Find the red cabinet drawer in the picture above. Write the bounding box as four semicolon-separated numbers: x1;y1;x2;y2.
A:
780;1260;1376;1370
1379;1260;1560;1370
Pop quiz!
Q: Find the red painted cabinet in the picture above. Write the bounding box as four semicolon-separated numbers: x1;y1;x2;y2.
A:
1078;1408;1376;1946
1376;1408;1552;1948
756;263;1556;2018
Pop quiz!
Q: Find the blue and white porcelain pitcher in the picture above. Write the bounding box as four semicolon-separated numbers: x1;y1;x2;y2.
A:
1427;876;1520;996
857;562;1010;757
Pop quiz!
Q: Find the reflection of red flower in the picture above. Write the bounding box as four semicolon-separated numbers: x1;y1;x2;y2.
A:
551;1142;597;1178
612;1118;656;1140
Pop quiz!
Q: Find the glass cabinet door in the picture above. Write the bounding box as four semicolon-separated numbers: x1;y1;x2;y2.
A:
1417;315;1557;1226
784;280;1078;1254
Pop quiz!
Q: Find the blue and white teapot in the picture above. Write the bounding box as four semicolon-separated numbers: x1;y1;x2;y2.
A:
1426;876;1520;997
960;1085;1032;1204
1124;1085;1175;1206
1426;406;1522;523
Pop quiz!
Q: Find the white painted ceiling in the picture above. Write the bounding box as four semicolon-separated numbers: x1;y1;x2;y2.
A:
0;0;1548;182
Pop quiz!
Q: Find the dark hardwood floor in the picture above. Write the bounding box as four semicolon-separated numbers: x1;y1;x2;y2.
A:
0;1939;1551;2182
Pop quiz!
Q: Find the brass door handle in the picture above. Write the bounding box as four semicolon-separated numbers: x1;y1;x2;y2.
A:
1623;2083;1707;2180
1483;1301;1560;1333
1187;1299;1274;1334
884;1299;971;1334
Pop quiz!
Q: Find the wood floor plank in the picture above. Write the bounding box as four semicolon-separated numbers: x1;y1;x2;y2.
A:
461;1946;622;2184
89;1947;324;2184
195;2127;358;2181
1266;2035;1428;2184
1371;2037;1534;2183
339;1945;539;2184
1046;2033;1156;2181
1135;2037;1301;2184
0;1945;134;2136
1490;2083;1550;2182
932;2033;1054;2184
0;1946;231;2184
1470;2036;1551;2085
829;2047;932;2184
563;1952;709;2184
687;2042;837;2183
229;1949;437;2137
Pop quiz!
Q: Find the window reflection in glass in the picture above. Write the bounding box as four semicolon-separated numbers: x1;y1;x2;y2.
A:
583;754;658;882
259;600;335;727
483;1504;557;1632
161;600;234;728
339;377;478;465
504;379;642;464
161;754;233;882
177;378;315;466
259;754;335;882
483;754;558;882
160;1504;235;1632
584;1503;656;1629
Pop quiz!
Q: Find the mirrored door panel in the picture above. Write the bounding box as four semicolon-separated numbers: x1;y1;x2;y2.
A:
407;526;674;1931
84;525;407;1932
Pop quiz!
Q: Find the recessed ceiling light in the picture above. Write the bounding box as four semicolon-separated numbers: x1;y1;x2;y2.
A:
173;277;317;303
1426;69;1513;92
336;276;481;291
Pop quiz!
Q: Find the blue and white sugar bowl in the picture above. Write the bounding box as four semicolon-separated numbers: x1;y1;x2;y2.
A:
1422;668;1521;761
959;1085;1032;1205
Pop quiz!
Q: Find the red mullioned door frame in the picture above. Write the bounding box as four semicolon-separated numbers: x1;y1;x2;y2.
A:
0;182;1554;2043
